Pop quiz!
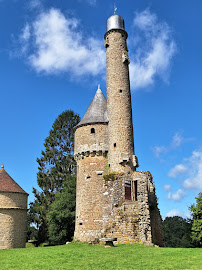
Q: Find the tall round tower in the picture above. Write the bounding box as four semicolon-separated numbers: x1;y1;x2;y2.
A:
104;14;138;173
74;86;108;242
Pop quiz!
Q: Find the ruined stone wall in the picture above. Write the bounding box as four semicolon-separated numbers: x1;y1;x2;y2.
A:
102;171;163;246
0;192;27;249
133;172;153;245
147;178;165;247
102;173;140;244
105;30;135;173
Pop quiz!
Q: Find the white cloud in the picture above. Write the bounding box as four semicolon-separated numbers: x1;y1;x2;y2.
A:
164;184;171;191
19;8;105;77
165;209;191;219
167;189;186;201
183;151;202;190
168;164;188;178
21;24;31;41
29;0;42;9
152;146;167;158
171;133;184;148
152;132;185;158
167;150;202;190
130;9;176;90
18;24;31;54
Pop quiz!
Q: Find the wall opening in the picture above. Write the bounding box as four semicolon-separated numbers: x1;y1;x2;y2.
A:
119;89;123;93
125;181;131;200
114;143;116;150
91;128;95;134
125;180;138;201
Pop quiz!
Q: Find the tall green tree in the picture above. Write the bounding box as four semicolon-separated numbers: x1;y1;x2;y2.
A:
48;175;76;245
163;216;192;247
190;192;202;247
28;110;80;244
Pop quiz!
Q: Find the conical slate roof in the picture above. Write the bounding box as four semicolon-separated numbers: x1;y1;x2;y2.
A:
0;164;28;194
77;85;108;127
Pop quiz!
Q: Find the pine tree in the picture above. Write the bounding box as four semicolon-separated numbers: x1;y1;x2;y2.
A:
28;110;80;244
190;192;202;247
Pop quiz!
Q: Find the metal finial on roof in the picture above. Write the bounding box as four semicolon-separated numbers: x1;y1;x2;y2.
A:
98;84;100;90
1;163;4;169
114;2;117;14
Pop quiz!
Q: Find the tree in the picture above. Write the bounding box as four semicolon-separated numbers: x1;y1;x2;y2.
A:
190;192;202;247
163;216;192;248
28;110;80;244
48;175;76;245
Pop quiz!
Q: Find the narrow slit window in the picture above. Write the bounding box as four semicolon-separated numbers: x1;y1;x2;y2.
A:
91;128;95;134
114;143;116;150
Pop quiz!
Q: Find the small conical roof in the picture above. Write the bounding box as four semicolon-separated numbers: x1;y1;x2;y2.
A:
77;85;108;127
0;165;28;194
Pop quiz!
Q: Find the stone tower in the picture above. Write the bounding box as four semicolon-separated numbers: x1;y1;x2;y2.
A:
74;14;164;246
0;164;28;249
105;14;137;174
74;86;108;241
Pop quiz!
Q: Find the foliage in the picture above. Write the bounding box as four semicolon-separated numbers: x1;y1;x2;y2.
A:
48;175;76;245
103;172;116;181
190;192;202;247
26;207;38;242
1;243;202;270
28;110;80;244
163;216;192;248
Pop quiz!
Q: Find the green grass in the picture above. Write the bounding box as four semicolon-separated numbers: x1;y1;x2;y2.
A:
0;243;201;270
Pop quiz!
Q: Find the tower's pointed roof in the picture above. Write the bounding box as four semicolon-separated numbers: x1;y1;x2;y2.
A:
77;85;108;127
0;165;28;194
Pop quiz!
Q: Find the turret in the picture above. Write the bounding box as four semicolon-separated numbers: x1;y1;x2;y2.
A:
74;85;108;242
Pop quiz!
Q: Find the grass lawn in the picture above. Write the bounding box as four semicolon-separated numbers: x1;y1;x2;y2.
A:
0;243;201;270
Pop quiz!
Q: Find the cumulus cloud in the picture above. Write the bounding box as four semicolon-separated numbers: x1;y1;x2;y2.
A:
167;189;186;201
130;9;176;90
168;150;202;190
164;184;171;191
168;164;188;178
165;209;191;219
152;132;185;158
183;151;202;190
19;8;105;77
17;8;176;87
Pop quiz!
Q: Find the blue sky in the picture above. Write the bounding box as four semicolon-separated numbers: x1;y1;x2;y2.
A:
0;0;202;219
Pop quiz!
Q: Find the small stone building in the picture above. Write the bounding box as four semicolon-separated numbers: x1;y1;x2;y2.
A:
74;14;164;246
0;164;28;249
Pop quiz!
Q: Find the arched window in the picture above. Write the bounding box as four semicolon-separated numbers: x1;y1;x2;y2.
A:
91;128;95;134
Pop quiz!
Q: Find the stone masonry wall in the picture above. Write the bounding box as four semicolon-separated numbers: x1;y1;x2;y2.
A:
105;30;135;173
102;171;163;246
74;155;107;242
147;179;165;247
74;123;108;158
0;192;27;249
